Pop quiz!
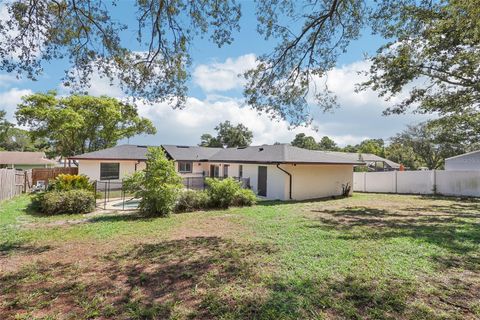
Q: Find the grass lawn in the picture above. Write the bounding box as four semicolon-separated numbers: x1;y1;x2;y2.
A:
1;193;480;319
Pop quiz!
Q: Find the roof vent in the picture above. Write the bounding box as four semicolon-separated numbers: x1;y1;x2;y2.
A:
176;145;190;148
259;147;264;152
137;145;148;148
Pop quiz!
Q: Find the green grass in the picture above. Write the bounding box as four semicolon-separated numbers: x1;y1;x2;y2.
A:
1;193;480;319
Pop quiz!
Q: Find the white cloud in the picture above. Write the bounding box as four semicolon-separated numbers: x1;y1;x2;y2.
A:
0;88;32;121
192;54;257;92
74;54;432;147
129;95;363;147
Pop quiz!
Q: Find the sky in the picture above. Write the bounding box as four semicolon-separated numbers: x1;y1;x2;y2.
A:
0;1;430;147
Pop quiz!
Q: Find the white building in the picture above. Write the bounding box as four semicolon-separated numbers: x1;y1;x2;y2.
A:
445;150;480;171
70;144;364;201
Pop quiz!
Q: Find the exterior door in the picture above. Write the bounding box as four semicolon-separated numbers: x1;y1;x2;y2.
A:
258;166;267;197
210;165;219;178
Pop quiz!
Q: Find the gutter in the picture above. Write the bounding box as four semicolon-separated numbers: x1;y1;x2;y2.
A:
276;163;292;200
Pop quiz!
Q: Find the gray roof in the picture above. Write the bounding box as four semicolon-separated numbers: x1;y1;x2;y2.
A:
445;150;480;161
209;144;362;165
70;144;368;165
162;145;222;161
69;145;150;160
0;151;56;165
323;151;400;168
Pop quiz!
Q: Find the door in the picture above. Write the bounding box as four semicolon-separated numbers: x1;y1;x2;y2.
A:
258;166;267;197
210;165;215;178
210;165;219;178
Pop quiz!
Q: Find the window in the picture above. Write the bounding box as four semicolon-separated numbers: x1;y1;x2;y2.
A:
178;161;192;173
223;164;229;177
238;165;243;178
100;163;120;180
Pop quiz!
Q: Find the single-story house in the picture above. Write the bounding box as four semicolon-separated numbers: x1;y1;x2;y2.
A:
70;144;364;200
0;151;56;170
445;150;480;171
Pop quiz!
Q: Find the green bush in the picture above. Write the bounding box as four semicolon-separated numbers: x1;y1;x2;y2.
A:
174;190;210;212
33;189;95;215
206;178;243;209
232;188;257;207
48;174;93;191
123;147;183;216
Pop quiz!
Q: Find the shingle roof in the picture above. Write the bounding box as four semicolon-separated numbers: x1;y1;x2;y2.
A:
209;144;363;164
0;151;56;165
69;145;150;160
323;151;400;168
69;144;370;165
162;145;222;161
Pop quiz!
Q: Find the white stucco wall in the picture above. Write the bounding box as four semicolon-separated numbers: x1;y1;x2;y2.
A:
284;164;353;200
78;159;145;181
445;152;480;171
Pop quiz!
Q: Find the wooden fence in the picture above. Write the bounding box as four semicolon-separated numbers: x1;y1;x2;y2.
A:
0;169;29;202
32;167;78;186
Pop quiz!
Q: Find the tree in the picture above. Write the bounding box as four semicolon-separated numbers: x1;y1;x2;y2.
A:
291;133;319;150
16;92;156;157
199;133;222;148
3;1;472;127
123;147;183;216
390;122;465;170
200;121;253;148
318;136;339;151
0;0;241;108
0;110;14;147
361;0;480;122
384;142;419;170
357;139;385;157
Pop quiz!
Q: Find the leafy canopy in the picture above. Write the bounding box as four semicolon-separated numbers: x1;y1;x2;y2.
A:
200;121;253;148
15;92;156;157
2;1;476;126
290;133;339;151
390;122;466;170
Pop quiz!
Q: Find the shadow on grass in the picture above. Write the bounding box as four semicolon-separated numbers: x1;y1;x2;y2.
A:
1;235;462;319
257;195;347;207
309;205;480;271
0;241;52;257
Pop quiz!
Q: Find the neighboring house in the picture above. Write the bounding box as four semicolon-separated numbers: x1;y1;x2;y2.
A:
0;151;56;170
445;150;480;171
70;144;363;201
324;151;400;171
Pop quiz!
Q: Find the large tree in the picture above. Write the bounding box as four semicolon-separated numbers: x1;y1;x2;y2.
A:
0;110;14;148
361;0;480;121
291;133;319;150
318;136;339;151
199;121;253;148
16;92;156;156
2;1;475;126
390;122;465;170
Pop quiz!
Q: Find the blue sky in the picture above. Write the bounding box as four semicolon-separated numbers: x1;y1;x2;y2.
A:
0;1;429;146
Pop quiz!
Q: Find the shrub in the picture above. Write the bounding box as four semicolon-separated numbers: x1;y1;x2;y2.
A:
232;188;257;207
49;174;93;191
174;190;210;212
206;178;242;208
33;189;95;215
123;147;183;216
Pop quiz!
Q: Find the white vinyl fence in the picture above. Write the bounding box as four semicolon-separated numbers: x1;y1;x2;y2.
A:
354;170;480;197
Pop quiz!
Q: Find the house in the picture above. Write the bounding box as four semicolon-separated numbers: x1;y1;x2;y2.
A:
324;151;400;171
0;151;56;170
70;144;364;200
445;150;480;171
